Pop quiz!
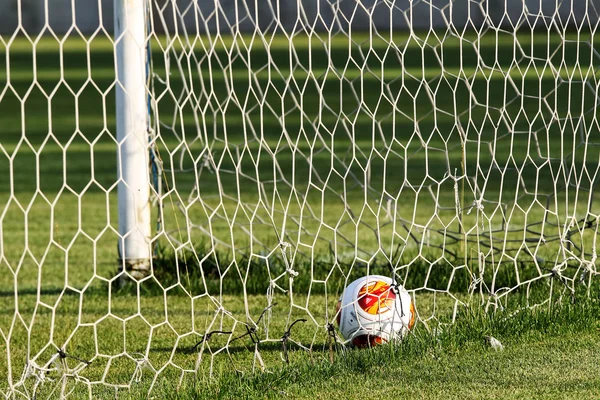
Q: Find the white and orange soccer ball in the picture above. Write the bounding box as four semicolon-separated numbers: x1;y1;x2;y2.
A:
336;275;415;347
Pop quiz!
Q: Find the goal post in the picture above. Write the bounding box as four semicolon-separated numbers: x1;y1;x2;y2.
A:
114;0;152;279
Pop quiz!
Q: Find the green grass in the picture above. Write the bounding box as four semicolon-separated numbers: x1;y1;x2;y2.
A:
0;29;599;398
123;295;600;399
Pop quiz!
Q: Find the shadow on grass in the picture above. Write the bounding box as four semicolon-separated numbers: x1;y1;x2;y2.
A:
150;340;313;356
125;242;572;300
0;287;64;297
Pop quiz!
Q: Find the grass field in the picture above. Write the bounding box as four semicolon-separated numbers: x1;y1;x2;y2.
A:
1;29;599;398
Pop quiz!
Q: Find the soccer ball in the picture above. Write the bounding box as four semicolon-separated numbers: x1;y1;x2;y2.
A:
336;275;415;347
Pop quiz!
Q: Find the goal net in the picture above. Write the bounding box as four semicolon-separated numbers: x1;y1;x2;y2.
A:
1;0;599;396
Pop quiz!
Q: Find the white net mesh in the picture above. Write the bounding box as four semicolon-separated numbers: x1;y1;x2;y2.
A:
1;0;599;397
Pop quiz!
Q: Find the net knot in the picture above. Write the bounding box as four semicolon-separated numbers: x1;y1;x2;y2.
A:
468;275;483;293
579;257;597;285
279;241;298;277
466;199;484;215
551;263;566;277
23;360;54;384
200;152;214;173
280;241;291;253
132;354;153;383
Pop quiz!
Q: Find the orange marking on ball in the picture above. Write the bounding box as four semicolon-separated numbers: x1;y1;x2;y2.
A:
357;281;395;315
408;301;416;330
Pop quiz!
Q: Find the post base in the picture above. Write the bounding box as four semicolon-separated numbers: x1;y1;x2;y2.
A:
119;258;151;281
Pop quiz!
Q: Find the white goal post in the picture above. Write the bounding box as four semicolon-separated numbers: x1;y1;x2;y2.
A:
115;0;153;279
0;0;599;397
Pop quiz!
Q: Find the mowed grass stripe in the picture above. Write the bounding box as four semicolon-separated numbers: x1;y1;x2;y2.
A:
2;65;600;82
0;31;592;54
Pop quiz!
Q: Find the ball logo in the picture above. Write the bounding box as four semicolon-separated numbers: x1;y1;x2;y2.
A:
357;281;395;315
